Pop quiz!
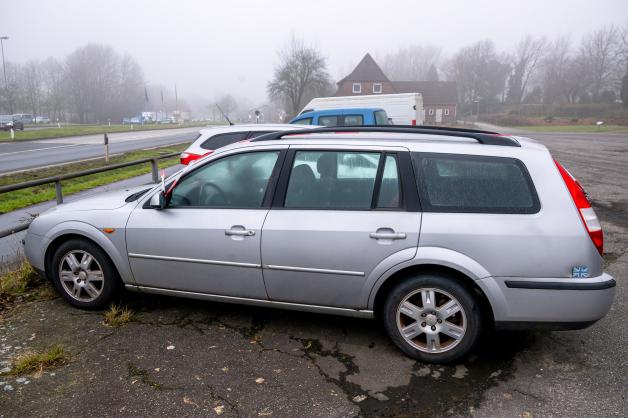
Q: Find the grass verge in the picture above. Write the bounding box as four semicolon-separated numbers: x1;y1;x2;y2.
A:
0;122;215;142
0;259;56;310
104;304;134;327
0;143;187;214
5;345;68;376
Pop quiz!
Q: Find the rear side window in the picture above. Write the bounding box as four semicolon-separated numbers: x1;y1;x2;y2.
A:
414;153;539;214
318;115;339;127
343;115;363;126
201;132;248;150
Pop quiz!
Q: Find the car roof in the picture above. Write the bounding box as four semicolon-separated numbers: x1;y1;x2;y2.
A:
296;108;384;117
197;124;314;135
217;128;548;156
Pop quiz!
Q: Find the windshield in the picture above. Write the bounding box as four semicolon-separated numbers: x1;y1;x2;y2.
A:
0;115;12;122
375;110;389;125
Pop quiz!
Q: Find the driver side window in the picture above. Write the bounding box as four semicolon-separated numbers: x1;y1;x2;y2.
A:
169;151;280;208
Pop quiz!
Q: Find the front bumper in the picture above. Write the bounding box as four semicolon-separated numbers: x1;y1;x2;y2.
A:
23;230;50;272
478;273;616;330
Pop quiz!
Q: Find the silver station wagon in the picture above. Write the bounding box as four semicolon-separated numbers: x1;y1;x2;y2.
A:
24;126;616;363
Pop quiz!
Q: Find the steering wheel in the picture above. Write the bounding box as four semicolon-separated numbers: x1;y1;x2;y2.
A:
199;182;227;206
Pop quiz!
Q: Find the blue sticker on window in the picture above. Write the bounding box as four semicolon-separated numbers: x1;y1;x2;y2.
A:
572;266;589;278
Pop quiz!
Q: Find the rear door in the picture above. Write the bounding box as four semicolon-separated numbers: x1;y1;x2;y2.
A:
261;145;421;308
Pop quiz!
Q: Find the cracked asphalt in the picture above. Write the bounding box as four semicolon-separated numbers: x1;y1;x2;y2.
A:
1;129;627;417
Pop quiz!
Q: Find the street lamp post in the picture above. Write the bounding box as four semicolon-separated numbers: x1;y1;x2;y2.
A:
0;36;11;114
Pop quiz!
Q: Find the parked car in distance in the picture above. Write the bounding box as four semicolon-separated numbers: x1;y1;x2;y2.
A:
179;124;319;165
301;93;424;125
0;115;24;131
35;116;51;124
24;125;615;363
289;108;389;126
13;113;34;124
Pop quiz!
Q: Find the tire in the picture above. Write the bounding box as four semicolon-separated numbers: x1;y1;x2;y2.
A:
50;238;120;309
382;274;482;364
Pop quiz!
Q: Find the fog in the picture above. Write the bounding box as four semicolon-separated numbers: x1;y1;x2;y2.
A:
3;0;628;111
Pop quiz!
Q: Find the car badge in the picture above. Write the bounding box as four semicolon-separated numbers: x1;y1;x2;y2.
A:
571;266;589;278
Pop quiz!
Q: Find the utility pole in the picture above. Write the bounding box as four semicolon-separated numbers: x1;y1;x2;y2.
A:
0;36;11;114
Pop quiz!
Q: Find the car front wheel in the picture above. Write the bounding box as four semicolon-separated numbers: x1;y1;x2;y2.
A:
50;239;119;309
382;274;482;363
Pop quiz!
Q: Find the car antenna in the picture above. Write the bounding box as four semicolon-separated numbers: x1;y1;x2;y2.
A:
215;104;234;126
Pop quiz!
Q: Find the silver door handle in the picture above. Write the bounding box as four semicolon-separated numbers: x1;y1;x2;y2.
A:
370;232;406;240
225;229;255;237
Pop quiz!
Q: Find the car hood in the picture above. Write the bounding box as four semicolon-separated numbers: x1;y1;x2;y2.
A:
50;185;154;212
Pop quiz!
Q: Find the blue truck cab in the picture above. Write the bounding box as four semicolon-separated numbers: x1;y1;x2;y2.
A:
289;108;389;126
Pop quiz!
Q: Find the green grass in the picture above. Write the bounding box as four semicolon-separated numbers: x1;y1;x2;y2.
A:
0;144;188;214
0;121;217;142
0;259;40;300
104;304;134;327
6;345;68;375
514;124;628;133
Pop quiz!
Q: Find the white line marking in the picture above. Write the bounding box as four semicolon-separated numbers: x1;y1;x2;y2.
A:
0;144;81;157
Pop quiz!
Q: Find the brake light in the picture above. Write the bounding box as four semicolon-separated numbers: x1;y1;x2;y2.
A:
555;160;603;255
411;119;417;126
180;150;213;165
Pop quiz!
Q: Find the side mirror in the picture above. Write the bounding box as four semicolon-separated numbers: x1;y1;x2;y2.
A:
148;191;169;209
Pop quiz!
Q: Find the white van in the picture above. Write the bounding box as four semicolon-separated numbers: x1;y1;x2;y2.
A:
300;93;425;126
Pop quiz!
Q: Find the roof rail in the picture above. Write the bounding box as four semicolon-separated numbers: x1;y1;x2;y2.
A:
250;125;520;147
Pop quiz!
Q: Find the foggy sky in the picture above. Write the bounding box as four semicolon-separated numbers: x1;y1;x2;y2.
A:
4;0;628;108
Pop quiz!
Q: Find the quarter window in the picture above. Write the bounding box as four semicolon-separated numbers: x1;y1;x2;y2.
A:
169;151;280;208
414;153;540;214
352;83;362;94
343;115;364;126
318;115;339;126
201;132;248;150
285;151;381;209
377;155;401;208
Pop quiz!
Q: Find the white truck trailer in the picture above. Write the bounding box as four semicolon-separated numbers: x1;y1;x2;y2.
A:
300;93;425;126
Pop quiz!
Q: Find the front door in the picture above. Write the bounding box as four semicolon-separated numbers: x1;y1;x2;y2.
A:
261;148;421;308
126;149;284;299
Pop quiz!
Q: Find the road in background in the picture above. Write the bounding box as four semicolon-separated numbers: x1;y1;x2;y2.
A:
0;126;201;174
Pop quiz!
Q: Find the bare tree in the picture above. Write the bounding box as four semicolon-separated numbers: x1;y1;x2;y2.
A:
22;60;44;117
507;36;548;103
65;44;144;123
447;40;509;113
267;35;332;118
541;37;571;104
578;25;621;101
380;45;442;81
41;57;67;121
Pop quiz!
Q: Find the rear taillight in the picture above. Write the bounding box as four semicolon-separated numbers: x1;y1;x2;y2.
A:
180;150;212;165
555;160;603;255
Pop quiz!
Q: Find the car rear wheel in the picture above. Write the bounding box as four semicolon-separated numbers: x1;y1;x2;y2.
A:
51;239;119;309
382;274;482;363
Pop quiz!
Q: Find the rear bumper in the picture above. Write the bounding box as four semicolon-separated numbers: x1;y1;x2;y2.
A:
478;272;616;329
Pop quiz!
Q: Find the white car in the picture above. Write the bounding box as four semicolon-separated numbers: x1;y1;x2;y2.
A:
180;124;319;165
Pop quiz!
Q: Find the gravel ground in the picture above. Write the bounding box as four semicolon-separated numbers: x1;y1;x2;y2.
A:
0;129;626;417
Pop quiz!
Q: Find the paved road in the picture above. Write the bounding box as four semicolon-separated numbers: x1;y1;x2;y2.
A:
0;127;200;174
0;128;626;417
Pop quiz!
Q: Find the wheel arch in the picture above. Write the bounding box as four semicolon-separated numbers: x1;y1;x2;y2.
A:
43;222;133;284
370;263;495;326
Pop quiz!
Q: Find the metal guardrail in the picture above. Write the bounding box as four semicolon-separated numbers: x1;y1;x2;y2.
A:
0;152;180;239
